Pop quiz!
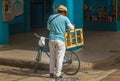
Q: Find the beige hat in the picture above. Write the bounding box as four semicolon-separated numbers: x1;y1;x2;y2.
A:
56;5;69;15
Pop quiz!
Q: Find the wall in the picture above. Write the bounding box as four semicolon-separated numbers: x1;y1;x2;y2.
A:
0;0;84;48
73;0;83;28
9;0;30;35
9;4;24;35
0;0;9;45
9;14;25;35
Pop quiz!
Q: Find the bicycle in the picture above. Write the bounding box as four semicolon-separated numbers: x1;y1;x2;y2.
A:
33;33;80;75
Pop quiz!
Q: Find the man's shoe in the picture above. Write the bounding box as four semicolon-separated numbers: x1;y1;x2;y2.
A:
55;75;63;80
50;73;54;78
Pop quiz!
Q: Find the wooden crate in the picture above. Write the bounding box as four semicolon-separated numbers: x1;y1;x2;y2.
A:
65;28;84;49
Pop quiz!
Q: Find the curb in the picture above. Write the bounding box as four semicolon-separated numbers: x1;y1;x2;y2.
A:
80;54;120;71
93;54;120;69
0;57;49;70
0;54;120;71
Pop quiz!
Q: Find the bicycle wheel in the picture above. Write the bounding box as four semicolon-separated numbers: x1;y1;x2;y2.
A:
62;50;80;75
34;48;42;73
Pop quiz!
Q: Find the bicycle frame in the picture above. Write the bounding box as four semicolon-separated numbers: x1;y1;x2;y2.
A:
38;46;50;57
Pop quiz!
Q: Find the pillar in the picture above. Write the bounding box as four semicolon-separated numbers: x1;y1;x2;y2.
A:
66;0;74;23
73;0;83;28
0;0;9;46
67;0;84;50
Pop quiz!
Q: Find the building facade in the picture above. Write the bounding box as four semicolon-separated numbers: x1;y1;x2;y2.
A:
0;0;83;46
0;0;120;47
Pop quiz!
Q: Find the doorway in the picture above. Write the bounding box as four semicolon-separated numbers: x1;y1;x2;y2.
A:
30;0;53;29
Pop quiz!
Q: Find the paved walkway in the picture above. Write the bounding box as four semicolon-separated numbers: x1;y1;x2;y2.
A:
0;28;120;71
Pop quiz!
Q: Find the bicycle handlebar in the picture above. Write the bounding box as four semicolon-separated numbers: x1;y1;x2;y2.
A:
33;33;49;39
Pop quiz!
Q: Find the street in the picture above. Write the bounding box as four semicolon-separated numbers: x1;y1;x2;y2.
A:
0;63;119;81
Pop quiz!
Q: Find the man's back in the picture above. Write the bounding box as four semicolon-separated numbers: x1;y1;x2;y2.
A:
48;14;71;42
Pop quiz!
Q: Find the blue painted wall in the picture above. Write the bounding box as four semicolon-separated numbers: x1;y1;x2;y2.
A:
72;0;84;50
9;0;30;35
9;0;25;35
54;0;66;9
9;14;24;24
0;0;9;45
73;0;83;28
9;14;25;35
0;0;84;47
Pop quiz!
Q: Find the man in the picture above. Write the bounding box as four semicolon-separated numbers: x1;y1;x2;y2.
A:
47;5;74;79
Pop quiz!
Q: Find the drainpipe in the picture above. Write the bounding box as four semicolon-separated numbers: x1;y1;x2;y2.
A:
0;0;9;47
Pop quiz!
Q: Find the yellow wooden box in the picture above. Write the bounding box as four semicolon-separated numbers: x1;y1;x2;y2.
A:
64;28;84;49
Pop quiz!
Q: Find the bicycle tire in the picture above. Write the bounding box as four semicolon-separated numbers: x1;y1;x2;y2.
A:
62;50;80;75
34;49;42;73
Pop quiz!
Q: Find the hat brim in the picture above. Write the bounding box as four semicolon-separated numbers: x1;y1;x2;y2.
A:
55;8;69;15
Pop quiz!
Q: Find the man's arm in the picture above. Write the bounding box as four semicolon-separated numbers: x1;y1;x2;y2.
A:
65;17;75;30
47;24;50;30
67;24;74;30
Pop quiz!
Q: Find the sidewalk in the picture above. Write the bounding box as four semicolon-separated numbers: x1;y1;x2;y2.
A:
0;29;120;71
